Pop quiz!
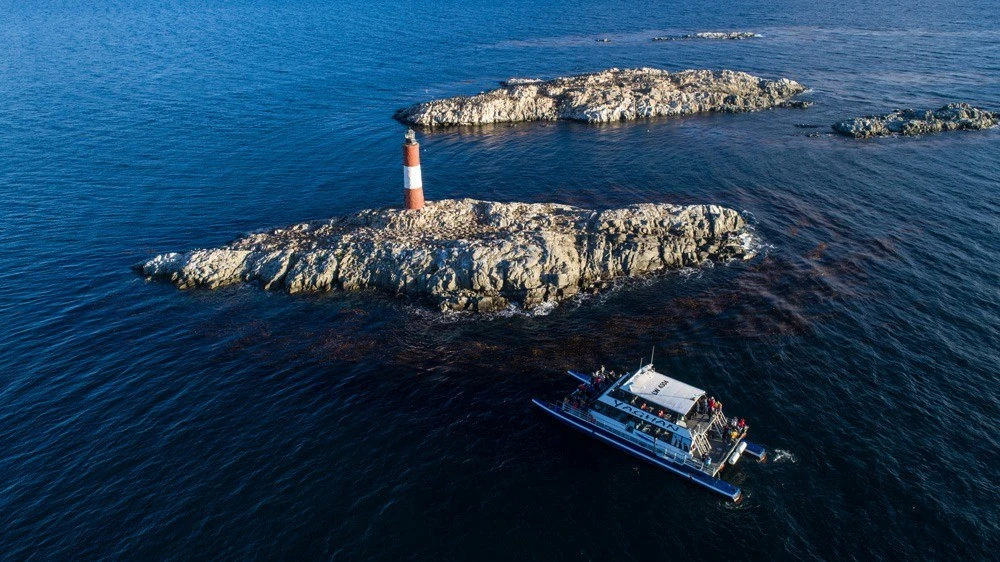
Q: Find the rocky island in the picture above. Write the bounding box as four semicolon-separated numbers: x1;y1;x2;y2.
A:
832;103;998;138
652;32;761;41
394;67;807;127
136;199;751;313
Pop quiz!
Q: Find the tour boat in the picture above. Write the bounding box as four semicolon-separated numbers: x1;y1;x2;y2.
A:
532;363;766;502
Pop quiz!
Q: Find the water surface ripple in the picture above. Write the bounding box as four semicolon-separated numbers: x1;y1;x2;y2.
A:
1;0;998;559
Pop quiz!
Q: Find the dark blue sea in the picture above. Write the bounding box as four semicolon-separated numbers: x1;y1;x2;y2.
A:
2;0;998;559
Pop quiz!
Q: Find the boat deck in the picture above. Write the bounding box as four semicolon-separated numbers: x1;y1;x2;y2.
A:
688;411;747;459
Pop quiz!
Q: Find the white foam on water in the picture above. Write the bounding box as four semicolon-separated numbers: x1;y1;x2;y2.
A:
677;266;703;279
737;214;777;259
412;298;562;324
493;300;559;318
772;448;798;464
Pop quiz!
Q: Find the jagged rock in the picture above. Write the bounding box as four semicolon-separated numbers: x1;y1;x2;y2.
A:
779;100;813;109
832;103;998;138
652;32;761;41
394;67;807;127
135;199;752;313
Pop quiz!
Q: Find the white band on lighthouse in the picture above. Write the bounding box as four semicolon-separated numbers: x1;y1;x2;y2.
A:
403;165;422;190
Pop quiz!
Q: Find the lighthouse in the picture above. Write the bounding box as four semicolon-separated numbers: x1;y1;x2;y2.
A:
402;128;424;210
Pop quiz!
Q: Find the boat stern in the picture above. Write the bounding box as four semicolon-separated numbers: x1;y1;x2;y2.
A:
742;440;767;462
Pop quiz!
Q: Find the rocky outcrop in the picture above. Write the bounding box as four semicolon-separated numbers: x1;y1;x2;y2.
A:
652;32;761;41
136;199;752;313
394;67;807;127
832;103;998;138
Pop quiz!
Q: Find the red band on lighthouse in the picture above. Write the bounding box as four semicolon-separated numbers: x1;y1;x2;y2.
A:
403;129;424;210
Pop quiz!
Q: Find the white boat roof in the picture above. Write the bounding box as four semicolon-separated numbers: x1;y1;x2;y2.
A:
620;367;705;415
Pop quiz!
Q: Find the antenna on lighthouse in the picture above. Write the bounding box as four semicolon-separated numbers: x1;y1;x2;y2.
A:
402;128;424;210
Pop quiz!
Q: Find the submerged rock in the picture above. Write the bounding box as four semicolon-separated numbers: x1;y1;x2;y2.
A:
832;103;998;138
652;32;761;41
136;199;751;313
780;100;814;109
394;67;807;127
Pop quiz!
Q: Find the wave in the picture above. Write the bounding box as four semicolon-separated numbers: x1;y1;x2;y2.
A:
771;448;798;464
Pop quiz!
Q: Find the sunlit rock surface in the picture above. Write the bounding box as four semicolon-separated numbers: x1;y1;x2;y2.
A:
394;67;807;127
136;199;751;312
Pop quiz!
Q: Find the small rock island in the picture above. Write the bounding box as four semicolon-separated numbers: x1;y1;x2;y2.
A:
136;199;751;313
394;67;807;127
652;32;761;41
832;103;997;138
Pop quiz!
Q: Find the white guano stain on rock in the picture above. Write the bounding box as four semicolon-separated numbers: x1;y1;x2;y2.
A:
136;199;751;313
393;67;807;127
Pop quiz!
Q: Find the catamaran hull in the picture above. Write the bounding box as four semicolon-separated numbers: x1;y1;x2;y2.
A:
532;399;743;502
742;441;766;462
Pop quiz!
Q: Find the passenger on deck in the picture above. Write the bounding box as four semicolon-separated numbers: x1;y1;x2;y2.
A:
708;396;716;412
738;418;746;430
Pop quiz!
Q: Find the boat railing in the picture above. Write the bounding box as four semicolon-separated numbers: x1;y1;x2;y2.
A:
556;403;715;475
711;411;728;435
686;410;727;440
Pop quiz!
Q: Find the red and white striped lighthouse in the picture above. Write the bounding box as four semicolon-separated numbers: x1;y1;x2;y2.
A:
402;128;424;210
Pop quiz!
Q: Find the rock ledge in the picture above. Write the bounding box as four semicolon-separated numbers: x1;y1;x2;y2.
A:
394;67;807;127
832;103;998;138
136;199;751;312
652;32;761;41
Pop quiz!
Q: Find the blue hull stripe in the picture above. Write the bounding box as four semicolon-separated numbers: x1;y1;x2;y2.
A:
532;399;741;501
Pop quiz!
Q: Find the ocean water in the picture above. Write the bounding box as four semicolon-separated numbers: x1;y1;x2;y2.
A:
1;0;999;559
